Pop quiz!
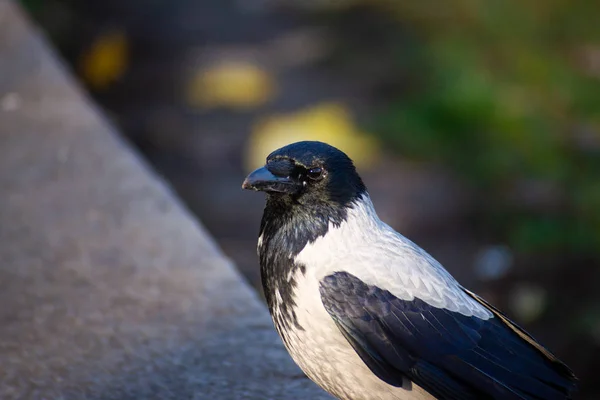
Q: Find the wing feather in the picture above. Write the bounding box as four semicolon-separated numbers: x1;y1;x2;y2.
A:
319;271;577;400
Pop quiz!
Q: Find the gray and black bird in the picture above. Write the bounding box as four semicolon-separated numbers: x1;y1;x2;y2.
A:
242;141;577;400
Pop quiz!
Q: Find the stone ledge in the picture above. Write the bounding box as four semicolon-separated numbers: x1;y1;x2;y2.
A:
0;1;331;399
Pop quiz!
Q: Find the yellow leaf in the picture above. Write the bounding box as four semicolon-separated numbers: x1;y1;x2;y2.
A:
246;102;379;172
79;30;129;90
187;61;276;110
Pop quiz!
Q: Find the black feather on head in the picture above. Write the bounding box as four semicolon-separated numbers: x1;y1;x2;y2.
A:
265;140;366;208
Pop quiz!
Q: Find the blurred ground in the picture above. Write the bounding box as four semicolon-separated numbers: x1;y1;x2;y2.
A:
21;0;600;398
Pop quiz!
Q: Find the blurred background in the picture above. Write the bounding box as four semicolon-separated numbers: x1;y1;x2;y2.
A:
20;0;599;397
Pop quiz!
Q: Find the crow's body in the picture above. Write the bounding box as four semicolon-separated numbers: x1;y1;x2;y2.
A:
243;141;577;400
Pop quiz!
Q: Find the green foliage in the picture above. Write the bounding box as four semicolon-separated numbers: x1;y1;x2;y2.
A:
372;0;600;254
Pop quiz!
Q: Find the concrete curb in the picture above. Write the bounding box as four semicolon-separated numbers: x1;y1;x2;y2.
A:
0;2;331;399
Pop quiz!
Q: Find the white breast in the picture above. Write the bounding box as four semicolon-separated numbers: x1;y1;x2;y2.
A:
280;266;434;400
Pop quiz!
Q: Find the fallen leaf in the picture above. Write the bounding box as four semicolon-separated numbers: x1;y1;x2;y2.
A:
187;61;276;110
79;29;129;90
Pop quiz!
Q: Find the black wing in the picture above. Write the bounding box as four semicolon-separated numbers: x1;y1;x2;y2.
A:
319;271;577;400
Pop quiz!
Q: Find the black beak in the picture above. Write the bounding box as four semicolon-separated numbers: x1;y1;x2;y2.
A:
242;166;300;194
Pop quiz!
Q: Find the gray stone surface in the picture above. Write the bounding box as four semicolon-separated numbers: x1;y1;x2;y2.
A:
0;2;331;399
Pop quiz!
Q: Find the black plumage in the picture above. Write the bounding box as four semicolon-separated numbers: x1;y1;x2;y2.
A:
320;271;577;400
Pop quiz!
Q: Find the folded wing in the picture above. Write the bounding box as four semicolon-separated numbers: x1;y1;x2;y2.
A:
319;271;577;400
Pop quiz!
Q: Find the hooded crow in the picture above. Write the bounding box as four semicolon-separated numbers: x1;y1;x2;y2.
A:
242;141;577;400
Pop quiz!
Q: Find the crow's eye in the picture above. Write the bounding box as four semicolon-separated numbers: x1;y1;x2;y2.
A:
307;167;323;180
